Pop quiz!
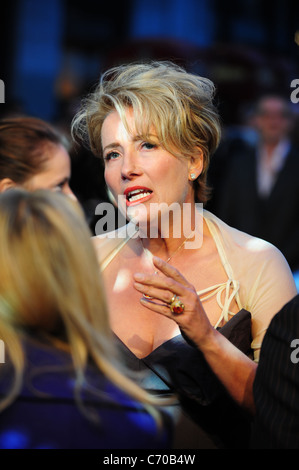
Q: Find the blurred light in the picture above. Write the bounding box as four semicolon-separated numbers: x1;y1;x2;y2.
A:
0;429;30;449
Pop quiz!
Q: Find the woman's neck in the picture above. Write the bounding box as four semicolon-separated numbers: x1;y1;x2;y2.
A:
137;203;204;259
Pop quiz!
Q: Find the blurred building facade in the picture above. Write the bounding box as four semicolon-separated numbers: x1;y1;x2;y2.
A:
1;0;298;124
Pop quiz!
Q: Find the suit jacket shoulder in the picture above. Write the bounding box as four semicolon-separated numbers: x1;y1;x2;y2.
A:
252;294;299;448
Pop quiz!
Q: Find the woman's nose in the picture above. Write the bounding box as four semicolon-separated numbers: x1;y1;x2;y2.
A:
121;152;142;180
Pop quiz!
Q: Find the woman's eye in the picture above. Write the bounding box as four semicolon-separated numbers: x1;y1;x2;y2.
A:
104;151;120;161
53;182;66;192
141;142;157;150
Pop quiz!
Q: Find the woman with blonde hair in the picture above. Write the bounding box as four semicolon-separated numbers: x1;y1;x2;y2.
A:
72;61;297;448
0;189;172;449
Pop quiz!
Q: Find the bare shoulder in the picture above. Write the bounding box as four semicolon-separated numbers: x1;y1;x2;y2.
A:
91;223;136;265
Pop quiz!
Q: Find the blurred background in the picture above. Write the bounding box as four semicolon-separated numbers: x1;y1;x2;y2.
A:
0;0;299;246
1;0;298;124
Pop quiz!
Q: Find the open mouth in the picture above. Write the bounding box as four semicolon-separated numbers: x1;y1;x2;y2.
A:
125;187;153;206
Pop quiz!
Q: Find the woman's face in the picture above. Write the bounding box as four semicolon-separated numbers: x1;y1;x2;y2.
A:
25;144;76;198
102;108;200;227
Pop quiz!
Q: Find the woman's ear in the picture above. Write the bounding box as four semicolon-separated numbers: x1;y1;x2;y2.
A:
0;178;17;193
188;147;204;181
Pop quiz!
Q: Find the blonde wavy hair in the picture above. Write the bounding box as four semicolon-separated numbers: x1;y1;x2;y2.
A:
0;189;166;423
72;60;221;204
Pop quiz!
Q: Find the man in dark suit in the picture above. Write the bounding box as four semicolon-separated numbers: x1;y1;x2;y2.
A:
251;294;299;449
211;95;299;272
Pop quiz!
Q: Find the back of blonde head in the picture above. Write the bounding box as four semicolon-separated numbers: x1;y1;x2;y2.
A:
0;189;165;421
72;61;221;203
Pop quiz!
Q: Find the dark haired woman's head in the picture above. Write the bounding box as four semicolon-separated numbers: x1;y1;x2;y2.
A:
0;116;75;198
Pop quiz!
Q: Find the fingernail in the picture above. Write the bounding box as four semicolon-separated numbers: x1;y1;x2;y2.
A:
134;273;144;281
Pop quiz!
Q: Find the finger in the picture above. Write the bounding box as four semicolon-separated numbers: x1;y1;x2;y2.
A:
139;296;174;319
133;272;186;298
152;256;191;288
134;281;175;305
139;295;194;326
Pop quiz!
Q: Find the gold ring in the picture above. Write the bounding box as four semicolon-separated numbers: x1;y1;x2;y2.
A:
169;295;185;314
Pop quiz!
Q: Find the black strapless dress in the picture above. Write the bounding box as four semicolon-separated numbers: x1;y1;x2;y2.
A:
114;309;253;449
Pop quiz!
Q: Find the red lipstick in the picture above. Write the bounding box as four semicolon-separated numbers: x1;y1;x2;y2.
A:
124;186;153;206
